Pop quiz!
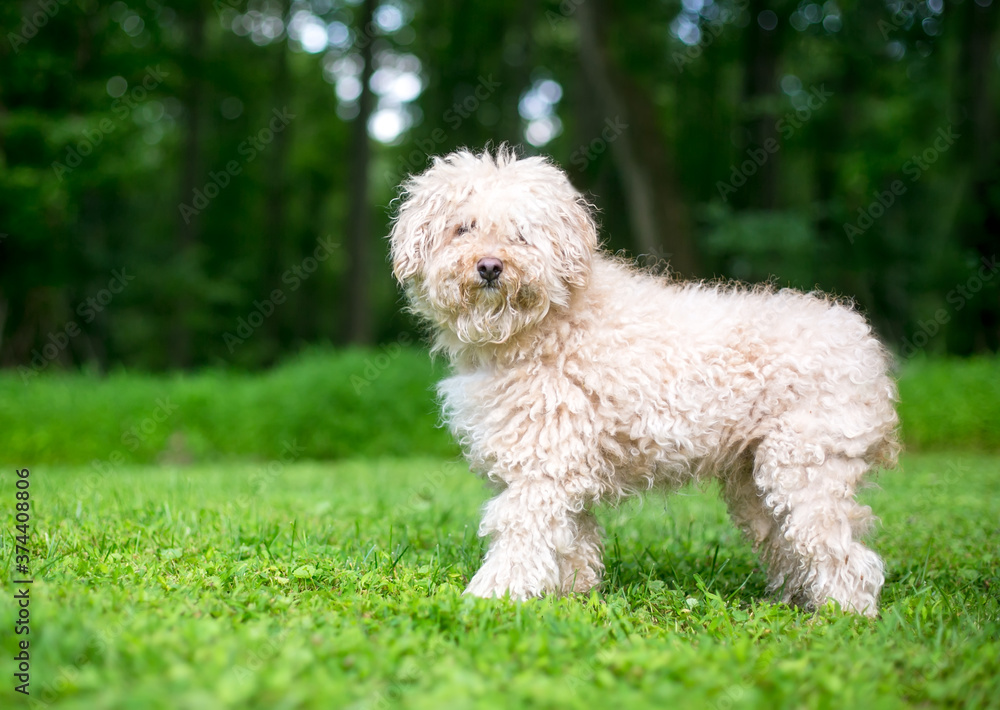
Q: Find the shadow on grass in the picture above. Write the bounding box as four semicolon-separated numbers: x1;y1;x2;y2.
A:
601;535;771;605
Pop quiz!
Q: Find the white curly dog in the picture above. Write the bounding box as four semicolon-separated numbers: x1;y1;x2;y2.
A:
389;147;899;616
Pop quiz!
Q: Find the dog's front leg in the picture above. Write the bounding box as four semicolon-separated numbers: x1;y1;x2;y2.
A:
464;479;578;600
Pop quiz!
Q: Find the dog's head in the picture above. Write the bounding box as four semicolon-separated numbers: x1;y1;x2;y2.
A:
389;146;597;348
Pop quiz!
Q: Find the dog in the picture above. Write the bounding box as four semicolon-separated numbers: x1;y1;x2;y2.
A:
389;146;899;616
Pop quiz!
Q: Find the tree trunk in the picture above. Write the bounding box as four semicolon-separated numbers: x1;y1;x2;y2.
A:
740;0;780;209
345;0;376;344
172;2;205;367
264;38;292;359
576;0;698;277
949;1;1000;353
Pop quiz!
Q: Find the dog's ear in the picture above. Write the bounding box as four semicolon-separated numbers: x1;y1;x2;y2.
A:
551;196;598;290
389;181;442;286
389;154;471;285
515;157;598;292
388;202;425;286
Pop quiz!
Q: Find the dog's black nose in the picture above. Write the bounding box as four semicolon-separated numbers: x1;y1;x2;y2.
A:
477;257;504;283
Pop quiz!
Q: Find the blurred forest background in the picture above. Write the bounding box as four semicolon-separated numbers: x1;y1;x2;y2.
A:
1;0;998;373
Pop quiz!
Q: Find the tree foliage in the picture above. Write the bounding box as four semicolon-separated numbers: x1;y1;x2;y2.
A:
1;0;997;372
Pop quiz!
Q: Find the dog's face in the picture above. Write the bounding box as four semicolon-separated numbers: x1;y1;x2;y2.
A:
390;149;597;346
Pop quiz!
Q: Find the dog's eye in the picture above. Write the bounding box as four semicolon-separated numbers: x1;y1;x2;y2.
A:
515;230;527;244
456;220;476;236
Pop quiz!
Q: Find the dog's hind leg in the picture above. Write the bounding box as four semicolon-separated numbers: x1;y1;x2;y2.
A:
721;461;808;606
750;432;884;616
722;452;775;548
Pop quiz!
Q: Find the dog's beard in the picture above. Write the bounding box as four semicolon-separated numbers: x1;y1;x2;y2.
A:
456;278;547;345
420;265;550;347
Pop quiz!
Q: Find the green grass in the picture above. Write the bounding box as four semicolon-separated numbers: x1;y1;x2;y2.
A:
1;351;998;467
1;452;997;709
0;347;457;465
897;357;1000;450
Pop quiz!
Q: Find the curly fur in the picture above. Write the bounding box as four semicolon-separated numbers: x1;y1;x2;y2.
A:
389;146;900;616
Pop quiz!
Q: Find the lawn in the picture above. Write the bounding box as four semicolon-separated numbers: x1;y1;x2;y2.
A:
1;452;998;709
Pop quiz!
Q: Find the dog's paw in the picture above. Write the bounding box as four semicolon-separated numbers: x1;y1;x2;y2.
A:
464;575;523;601
463;556;557;600
463;568;535;600
558;566;601;595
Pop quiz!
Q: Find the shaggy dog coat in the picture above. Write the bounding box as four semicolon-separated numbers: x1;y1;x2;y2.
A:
389;147;899;616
